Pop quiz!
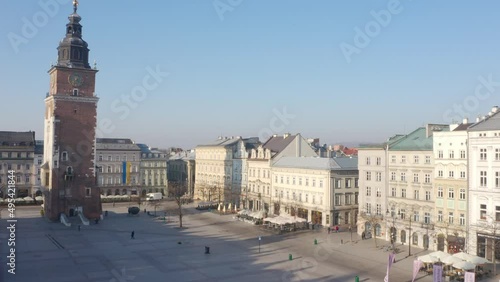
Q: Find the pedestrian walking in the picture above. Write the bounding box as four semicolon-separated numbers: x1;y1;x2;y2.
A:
131;231;135;239
335;225;339;233
328;227;331;234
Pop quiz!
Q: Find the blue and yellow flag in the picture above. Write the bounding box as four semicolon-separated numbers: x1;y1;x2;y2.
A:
122;162;131;184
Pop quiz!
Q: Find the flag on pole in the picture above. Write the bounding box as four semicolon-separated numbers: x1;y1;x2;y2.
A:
411;260;423;282
383;252;396;282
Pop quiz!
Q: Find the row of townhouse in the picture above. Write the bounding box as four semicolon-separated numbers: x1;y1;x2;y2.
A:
358;106;500;261
0;134;169;199
194;134;360;227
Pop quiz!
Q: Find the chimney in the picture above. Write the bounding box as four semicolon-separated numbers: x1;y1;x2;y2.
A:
284;133;290;138
476;116;481;122
463;118;468;124
493;106;499;113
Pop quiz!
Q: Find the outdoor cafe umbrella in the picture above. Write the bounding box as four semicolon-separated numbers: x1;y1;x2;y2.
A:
417;254;439;264
453;252;473;261
442;256;464;265
466;255;490;265
218;203;222;211
228;203;232;211
429;251;451;260
453;261;476;270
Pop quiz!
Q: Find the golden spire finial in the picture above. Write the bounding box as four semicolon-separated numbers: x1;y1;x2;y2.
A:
73;0;79;12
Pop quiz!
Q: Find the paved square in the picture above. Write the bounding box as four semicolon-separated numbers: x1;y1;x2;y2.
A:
1;204;497;281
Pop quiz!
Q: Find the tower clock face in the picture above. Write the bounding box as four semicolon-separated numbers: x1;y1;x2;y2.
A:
68;72;84;87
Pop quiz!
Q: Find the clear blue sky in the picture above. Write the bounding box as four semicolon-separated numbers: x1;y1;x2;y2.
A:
2;0;500;149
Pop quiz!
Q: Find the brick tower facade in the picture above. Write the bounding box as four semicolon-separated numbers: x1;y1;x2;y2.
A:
42;1;102;221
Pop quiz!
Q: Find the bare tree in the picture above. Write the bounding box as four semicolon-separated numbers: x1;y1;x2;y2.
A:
169;181;189;228
472;215;500;276
360;211;383;247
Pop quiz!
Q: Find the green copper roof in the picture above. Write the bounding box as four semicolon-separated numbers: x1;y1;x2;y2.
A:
388;127;433;151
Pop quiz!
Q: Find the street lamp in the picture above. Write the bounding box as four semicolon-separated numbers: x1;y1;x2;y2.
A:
386;208;396;252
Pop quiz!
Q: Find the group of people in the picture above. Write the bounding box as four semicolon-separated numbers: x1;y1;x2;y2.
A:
327;226;340;234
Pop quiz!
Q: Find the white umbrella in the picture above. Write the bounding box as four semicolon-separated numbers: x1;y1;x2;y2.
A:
429;251;451;260
466;255;490;265
228;203;232;211
417;255;439;264
218;203;221;211
24;196;34;202
453;252;473;261
14;198;25;203
453;261;476;270
442;256;464;265
35;196;43;201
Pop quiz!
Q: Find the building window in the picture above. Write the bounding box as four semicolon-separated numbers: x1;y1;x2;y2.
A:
355;178;359;188
61;151;68;161
401;156;406;163
424;212;431;224
98;155;103;161
496;206;500;222
414;190;419;200
345;194;351;205
449;171;454;178
292;177;296;185
459;188;466;200
480;204;487;220
400;172;406;182
366;157;371;165
85;187;91;197
376;172;381;182
401;188;406;198
280;176;283;184
335;195;341;206
286;177;290;184
460;150;466;159
312;179;316;187
448;188;455;199
437;211;443;222
438;151;443;159
460;171;466;179
425;156;431;164
448;212;454;224
391;172;396;181
275;176;278;183
480;171;487;187
460;214;465;226
425;190;431;201
496;149;500;161
414;155;419;164
437;187;443;198
425;174;431;183
319;180;323;188
366;187;371;196
391;155;396;163
376;204;381;215
73;89;79;96
366;172;371;181
449;150;454;159
299;178;302;186
366;203;372;214
335;178;341;188
480;148;487;161
355;192;359;204
413;173;419;183
376;187;381;197
391;187;396;197
496;172;500;188
345;179;352;188
376;157;381;165
438;170;443;177
400;209;406;219
305;178;309;186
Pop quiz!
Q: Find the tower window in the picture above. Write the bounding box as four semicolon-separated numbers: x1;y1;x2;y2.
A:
73;89;79;96
61;151;68;161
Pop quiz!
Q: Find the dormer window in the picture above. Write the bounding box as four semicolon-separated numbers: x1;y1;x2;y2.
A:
73;89;79;96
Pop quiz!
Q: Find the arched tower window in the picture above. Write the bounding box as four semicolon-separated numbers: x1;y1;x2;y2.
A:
61;151;68;161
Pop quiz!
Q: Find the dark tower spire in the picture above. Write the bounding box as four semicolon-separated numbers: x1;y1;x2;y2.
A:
56;0;90;69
